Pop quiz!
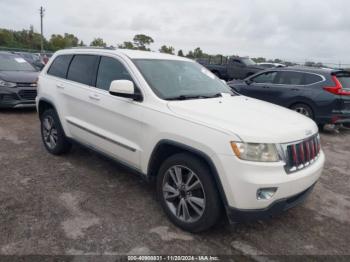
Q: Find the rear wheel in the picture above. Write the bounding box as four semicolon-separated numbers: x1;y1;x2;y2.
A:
290;103;314;119
157;153;222;232
40;109;71;155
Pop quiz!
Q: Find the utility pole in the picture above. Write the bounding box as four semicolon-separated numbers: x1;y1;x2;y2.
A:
39;6;45;53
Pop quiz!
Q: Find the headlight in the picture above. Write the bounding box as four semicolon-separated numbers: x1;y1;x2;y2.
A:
0;80;16;88
231;142;280;162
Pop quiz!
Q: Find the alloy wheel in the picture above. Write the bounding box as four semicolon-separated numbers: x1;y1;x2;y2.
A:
42;116;58;149
162;165;206;223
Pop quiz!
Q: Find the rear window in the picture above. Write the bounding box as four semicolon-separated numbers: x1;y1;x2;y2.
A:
67;55;99;86
47;55;73;78
335;72;350;90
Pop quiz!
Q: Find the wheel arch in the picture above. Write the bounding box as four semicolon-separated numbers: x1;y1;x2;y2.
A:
147;139;229;206
288;98;316;118
38;98;58;119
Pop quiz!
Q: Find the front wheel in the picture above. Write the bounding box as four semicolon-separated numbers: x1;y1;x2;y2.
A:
157;153;222;232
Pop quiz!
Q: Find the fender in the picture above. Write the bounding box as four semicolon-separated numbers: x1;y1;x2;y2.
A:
148;139;229;206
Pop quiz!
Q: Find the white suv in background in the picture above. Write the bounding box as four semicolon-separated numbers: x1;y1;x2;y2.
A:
36;48;325;232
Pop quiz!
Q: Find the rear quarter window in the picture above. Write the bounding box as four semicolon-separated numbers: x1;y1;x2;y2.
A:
47;55;73;78
302;73;323;85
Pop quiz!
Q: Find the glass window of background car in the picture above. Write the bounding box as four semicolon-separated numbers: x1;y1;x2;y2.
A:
67;55;99;86
47;55;73;78
251;71;277;84
274;71;303;85
0;53;36;72
302;73;323;85
96;57;133;91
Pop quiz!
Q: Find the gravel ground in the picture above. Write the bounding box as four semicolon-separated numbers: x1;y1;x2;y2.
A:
0;109;349;258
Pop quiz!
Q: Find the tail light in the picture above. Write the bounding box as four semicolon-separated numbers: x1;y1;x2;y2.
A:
323;76;350;96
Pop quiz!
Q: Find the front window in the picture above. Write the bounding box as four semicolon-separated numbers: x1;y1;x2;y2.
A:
133;59;233;100
0;53;36;72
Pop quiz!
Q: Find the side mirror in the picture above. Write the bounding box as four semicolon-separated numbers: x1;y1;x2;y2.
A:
109;80;142;101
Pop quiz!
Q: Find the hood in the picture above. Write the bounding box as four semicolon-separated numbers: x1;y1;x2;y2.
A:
167;95;318;144
0;71;38;83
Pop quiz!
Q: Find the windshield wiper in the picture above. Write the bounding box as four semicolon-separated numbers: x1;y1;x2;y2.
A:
166;93;223;101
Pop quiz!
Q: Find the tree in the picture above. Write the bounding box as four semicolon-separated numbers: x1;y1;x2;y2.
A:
133;34;154;50
159;45;175;54
118;41;135;49
48;33;79;50
252;57;266;63
186;50;194;59
90;37;106;47
177;49;184;57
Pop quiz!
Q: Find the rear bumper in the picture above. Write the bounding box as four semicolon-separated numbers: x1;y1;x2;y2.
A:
226;183;315;223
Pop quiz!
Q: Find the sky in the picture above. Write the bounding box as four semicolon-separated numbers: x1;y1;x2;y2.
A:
1;0;350;65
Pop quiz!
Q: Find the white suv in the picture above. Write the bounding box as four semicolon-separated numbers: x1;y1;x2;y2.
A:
36;48;325;232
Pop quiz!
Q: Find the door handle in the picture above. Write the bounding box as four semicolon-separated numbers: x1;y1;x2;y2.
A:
88;93;101;101
262;86;270;89
291;88;300;91
56;83;65;89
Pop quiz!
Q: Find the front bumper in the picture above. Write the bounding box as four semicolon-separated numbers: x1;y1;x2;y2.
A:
0;87;37;108
226;183;315;223
214;150;324;216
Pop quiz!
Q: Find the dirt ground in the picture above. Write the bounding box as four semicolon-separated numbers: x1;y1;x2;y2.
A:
0;109;349;258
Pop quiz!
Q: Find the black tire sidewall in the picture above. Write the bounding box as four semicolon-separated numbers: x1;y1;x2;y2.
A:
156;153;222;232
40;109;71;155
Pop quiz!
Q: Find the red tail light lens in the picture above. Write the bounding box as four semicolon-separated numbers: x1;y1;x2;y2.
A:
323;76;350;96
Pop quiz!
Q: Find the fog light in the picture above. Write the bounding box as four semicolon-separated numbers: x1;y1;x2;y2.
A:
257;188;277;200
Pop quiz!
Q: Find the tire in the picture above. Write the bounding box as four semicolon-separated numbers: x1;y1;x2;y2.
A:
40;109;71;155
157;153;222;232
290;103;314;119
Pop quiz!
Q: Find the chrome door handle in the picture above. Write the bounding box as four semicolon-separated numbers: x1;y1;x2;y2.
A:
56;83;65;89
89;93;101;101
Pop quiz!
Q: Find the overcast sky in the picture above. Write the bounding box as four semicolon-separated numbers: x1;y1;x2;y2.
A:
1;0;350;64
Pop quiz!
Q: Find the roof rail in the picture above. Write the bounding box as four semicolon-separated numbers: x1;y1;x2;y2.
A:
67;46;117;50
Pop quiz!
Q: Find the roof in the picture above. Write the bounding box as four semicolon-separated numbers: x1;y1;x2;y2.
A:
57;48;190;61
273;66;340;75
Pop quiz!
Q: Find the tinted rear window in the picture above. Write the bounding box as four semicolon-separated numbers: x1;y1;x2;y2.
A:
67;55;99;86
47;55;73;78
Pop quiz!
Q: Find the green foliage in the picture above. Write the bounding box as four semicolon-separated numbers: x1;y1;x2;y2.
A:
118;41;135;49
133;34;154;51
49;33;79;50
159;45;175;54
90;37;106;47
177;49;184;57
0;27;47;50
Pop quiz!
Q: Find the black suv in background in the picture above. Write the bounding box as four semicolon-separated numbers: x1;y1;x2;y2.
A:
0;52;38;108
228;67;350;128
197;56;264;81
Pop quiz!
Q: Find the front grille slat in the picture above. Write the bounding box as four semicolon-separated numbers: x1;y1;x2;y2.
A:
18;90;37;100
285;134;321;174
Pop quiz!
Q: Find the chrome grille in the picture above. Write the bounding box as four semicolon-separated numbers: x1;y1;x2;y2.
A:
284;134;321;173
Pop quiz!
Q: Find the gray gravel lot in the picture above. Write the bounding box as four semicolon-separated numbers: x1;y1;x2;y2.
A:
0;109;349;257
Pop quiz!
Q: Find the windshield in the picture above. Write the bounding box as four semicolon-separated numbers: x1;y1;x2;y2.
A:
133;59;233;100
0;53;36;71
241;58;256;66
